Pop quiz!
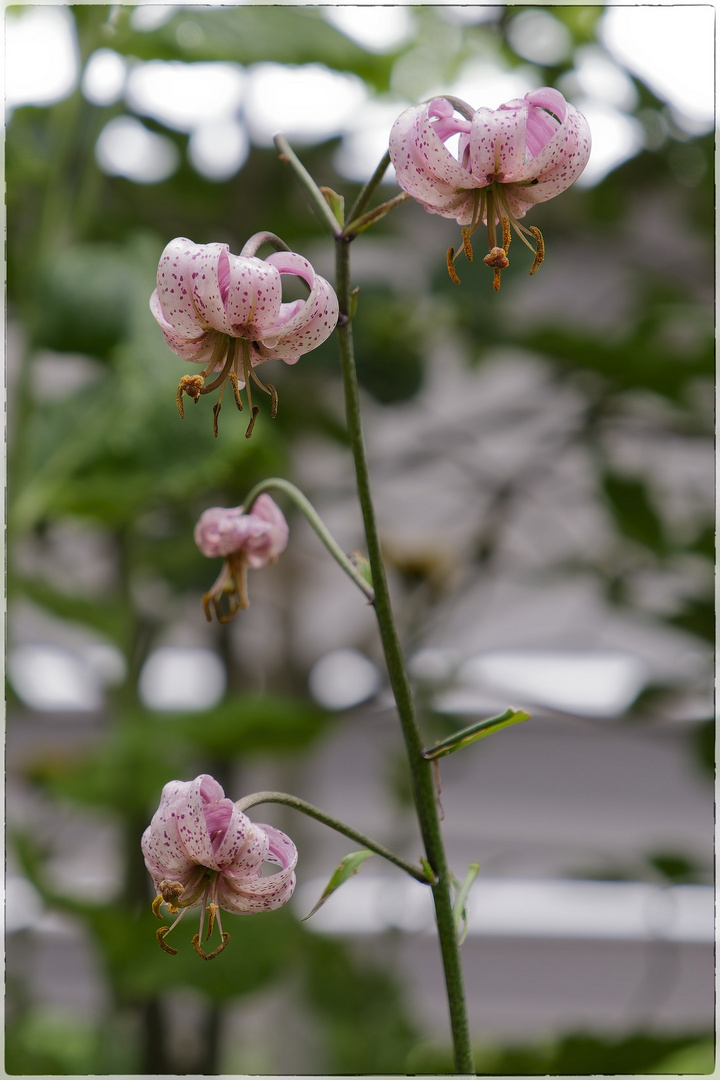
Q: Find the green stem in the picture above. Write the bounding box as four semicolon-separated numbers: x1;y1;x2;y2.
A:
334;235;475;1074
346;150;391;225
235;791;433;885
274;134;342;237
243;477;375;602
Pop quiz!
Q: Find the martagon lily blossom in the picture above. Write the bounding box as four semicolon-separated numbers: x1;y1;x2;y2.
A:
142;774;298;960
150;233;339;436
194;494;289;623
389;88;591;289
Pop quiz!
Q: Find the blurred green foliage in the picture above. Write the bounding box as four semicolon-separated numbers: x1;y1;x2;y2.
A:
7;3;713;1073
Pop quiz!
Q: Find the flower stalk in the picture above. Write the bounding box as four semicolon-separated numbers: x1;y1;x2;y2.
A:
235;791;434;885
333;231;475;1074
242;477;375;603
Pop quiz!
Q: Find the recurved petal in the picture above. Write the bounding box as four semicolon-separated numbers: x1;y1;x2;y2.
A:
216;867;297;913
154;238;207;337
216;824;297;913
221;819;270;876
142;778;203;880
151;291;217;361
263;824;299;872
212;804;255;868
225;254;283;338
513;101;591;200
247;495;289;563
188;243;234;335
254;269;338;364
389;102;479;207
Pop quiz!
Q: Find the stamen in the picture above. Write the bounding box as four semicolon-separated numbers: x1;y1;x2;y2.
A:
156;927;178;955
528;226;545;275
200;334;231;380
492;268;502;292
212;402;221;438
176;374;205;418
208;584;239;624
501;217;512;253
205;902;219;941
152;894;165;920
229;371;244;412
192;932;231;961
199;345;235;395
245;405;260;440
469;189;484;237
250;366;279;419
446;247;461;285
242;344;253;414
461;227;474;263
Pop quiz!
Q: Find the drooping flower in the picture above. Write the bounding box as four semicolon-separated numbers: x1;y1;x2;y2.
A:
150;234;339;436
389;88;591;289
194;493;289;622
142;774;298;959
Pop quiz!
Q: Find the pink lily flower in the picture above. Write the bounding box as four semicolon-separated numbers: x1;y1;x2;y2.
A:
142;774;298;959
150;234;339;436
194;494;289;622
389;88;591;289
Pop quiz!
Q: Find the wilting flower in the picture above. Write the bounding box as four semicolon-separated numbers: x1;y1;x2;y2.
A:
389;89;591;289
150;234;339;436
142;774;297;959
194;493;289;622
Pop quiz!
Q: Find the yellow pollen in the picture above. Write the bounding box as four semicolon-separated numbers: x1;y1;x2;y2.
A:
176;374;205;417
156;927;178;955
501;217;512;253
461;227;474;263
229;371;244;412
528;226;545;275
192;931;231;961
446;247;461;285
205;903;219;941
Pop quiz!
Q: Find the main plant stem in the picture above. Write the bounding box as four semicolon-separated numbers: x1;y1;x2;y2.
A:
335;235;474;1075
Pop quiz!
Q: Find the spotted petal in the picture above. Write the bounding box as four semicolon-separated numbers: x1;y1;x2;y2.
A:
389;100;481;213
255;252;339;364
216;824;298;913
226;253;284;338
153;238;208;337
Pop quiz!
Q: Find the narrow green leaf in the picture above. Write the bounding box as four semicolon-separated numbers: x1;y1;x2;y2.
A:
320;186;345;227
303;850;375;921
453;862;480;945
422;708;531;760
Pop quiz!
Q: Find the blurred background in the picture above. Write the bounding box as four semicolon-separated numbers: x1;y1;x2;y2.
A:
5;3;714;1074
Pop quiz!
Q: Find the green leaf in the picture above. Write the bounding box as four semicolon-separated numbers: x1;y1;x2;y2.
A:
303;850;375;920
453;862;480;945
320;186;345;227
423;708;531;759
